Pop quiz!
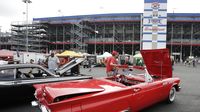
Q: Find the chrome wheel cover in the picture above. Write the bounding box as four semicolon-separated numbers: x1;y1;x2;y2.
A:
169;87;176;102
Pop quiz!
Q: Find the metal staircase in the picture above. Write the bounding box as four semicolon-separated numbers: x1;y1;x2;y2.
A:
70;20;92;52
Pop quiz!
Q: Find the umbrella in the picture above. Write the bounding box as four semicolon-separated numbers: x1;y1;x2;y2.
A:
56;50;83;57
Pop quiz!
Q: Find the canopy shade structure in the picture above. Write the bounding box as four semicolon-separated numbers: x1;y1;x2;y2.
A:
97;52;112;58
56;50;83;57
133;53;142;58
0;50;15;58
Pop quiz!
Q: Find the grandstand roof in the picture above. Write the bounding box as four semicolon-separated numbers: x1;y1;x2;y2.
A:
33;13;200;24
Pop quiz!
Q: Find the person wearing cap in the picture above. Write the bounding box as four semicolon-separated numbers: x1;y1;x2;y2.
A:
47;52;60;73
28;59;35;78
30;59;34;64
105;51;119;77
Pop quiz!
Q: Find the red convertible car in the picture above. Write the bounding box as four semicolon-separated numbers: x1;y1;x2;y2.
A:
32;49;181;112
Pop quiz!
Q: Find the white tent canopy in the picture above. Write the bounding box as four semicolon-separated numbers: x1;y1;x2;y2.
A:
97;52;112;58
133;53;142;58
96;52;112;64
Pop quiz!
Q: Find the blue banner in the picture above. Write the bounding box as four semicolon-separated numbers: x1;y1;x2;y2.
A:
145;0;167;3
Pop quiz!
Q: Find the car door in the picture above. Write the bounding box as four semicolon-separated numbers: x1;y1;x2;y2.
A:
160;79;173;100
130;81;163;111
0;68;15;90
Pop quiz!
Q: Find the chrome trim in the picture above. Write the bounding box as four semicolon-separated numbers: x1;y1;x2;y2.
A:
31;101;39;107
40;105;51;112
177;85;181;91
31;101;51;112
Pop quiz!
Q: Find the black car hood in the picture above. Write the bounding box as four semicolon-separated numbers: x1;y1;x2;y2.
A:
56;58;85;75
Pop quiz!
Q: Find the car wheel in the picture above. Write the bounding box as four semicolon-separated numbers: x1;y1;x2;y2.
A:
167;86;176;103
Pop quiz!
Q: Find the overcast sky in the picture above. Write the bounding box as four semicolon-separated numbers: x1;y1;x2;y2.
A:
0;0;200;32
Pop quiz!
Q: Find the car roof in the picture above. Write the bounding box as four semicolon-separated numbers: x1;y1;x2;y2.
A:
0;64;56;76
0;58;86;75
0;64;45;69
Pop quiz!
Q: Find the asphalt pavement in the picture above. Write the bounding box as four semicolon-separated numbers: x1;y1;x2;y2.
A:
0;64;200;112
141;64;200;112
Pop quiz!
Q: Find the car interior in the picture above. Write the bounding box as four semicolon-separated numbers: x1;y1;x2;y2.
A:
106;74;145;86
105;68;157;86
16;67;50;79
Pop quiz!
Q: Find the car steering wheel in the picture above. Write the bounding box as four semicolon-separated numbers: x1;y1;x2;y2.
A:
115;74;126;83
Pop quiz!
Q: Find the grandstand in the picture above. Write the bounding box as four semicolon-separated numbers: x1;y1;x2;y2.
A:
21;13;200;61
11;21;48;53
0;31;11;50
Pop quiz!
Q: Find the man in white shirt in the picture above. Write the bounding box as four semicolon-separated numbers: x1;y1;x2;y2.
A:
47;52;60;73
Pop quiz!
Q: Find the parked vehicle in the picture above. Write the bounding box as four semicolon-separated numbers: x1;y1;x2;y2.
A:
32;49;181;112
0;58;91;104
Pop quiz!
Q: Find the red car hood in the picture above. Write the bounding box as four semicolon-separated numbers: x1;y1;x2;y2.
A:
140;49;172;78
34;79;126;103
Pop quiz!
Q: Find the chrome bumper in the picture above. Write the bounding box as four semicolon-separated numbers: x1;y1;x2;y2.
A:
31;101;51;112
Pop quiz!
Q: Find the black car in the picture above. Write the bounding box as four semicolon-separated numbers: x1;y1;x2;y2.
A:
0;58;92;104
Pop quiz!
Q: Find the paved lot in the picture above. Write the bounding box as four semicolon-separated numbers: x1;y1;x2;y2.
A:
1;64;200;112
141;64;200;112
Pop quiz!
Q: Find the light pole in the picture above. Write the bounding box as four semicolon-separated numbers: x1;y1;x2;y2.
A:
22;0;32;52
190;23;194;56
171;24;173;55
171;8;176;55
172;8;176;13
58;9;65;51
94;29;99;55
22;12;26;20
140;14;143;50
180;24;183;62
0;26;1;49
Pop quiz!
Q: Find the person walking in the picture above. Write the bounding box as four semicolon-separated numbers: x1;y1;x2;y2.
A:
30;59;34;64
192;59;196;67
171;58;174;70
105;51;119;77
88;60;92;72
47;52;60;73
